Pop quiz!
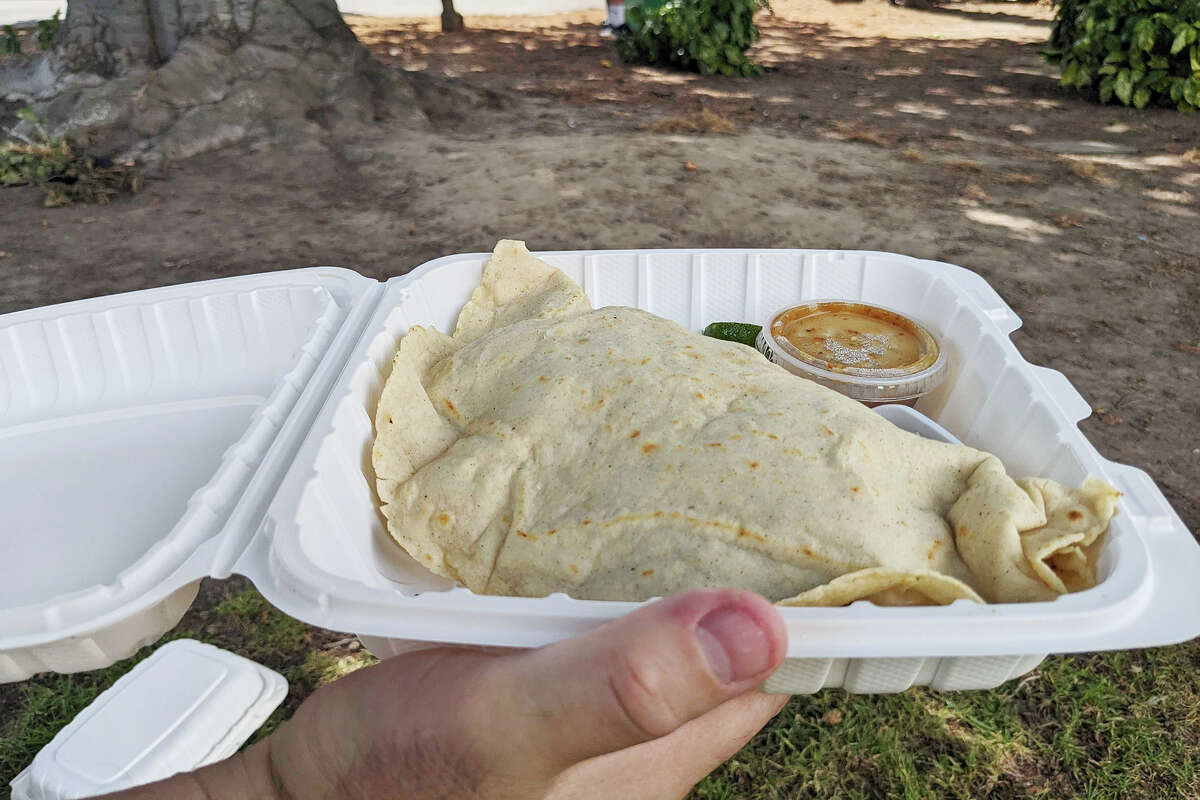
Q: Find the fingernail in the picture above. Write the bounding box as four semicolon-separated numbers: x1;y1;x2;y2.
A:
695;605;772;684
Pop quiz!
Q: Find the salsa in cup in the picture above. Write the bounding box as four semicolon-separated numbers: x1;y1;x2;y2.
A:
755;300;947;406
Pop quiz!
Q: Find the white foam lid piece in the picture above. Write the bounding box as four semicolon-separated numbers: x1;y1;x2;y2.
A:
9;639;287;800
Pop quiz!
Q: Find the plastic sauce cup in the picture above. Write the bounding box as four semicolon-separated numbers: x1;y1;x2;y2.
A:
755;300;947;406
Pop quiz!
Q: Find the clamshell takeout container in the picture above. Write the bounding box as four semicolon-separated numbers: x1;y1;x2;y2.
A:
2;249;1198;694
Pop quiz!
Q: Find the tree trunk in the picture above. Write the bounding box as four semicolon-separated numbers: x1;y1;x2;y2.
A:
441;0;464;32
1;0;421;162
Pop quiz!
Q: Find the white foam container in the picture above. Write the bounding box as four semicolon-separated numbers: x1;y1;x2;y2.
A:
10;639;287;800
2;250;1197;695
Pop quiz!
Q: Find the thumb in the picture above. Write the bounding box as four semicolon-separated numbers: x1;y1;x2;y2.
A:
479;588;787;773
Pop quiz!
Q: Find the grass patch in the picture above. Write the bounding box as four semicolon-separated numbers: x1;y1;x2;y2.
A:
211;587;314;660
692;641;1200;799
2;581;1197;798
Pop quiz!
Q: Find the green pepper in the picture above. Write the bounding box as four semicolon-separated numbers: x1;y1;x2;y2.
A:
702;322;763;349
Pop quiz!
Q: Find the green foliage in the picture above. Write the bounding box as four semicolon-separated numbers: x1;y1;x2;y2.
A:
1044;0;1200;111
616;0;771;77
0;11;58;55
1;24;20;55
1;108;143;206
36;10;61;50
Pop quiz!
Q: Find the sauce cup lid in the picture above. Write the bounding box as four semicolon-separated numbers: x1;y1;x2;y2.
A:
755;300;948;402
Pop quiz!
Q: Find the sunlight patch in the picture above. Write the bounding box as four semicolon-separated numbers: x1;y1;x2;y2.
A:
964;208;1059;241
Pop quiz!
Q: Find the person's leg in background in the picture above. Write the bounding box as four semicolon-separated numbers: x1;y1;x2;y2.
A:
600;0;628;37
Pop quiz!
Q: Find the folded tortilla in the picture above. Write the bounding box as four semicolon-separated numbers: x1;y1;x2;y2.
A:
372;240;1119;605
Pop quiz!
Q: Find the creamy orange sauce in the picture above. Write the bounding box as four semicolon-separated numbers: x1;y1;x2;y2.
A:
772;304;923;370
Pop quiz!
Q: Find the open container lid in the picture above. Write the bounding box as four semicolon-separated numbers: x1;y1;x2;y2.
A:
2;249;1198;683
0;268;380;679
9;639;286;800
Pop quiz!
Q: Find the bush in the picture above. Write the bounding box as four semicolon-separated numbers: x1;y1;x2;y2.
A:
0;11;59;56
1;25;20;55
37;10;61;51
2;108;143;206
616;0;771;77
1044;0;1200;111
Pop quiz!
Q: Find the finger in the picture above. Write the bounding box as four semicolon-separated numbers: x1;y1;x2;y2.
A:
547;691;790;800
475;588;787;774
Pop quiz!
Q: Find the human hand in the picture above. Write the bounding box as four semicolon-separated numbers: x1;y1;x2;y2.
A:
101;588;788;800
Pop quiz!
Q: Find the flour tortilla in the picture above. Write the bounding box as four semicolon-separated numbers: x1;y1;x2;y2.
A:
372;240;1119;605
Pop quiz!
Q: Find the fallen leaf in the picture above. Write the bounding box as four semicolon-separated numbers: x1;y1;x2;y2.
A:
822;709;843;725
1174;341;1200;355
999;171;1044;185
1050;214;1085;228
1098;412;1125;425
409;228;416;236
684;161;698;171
948;159;983;172
900;148;928;163
1182;149;1200;166
649;110;734;134
963;183;988;202
1067;160;1118;187
600;59;612;68
833;125;893;147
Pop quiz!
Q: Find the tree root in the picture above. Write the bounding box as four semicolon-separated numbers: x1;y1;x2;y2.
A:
3;0;424;164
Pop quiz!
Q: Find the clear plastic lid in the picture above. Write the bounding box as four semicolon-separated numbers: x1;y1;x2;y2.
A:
755;300;947;403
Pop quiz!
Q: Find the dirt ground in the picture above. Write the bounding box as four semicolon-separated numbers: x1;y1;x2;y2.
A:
2;0;1197;532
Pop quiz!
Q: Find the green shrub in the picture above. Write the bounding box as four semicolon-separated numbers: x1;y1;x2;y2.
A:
37;10;61;50
1;25;20;55
1044;0;1200;111
2;108;143;206
616;0;771;77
